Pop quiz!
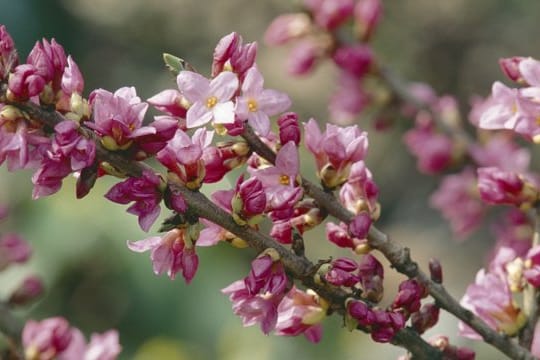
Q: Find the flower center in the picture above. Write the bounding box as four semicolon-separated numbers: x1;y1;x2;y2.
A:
279;174;290;185
248;99;258;112
206;96;218;108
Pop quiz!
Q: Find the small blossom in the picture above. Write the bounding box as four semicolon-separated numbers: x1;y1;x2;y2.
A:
332;44;373;78
459;269;526;339
231;176;266;226
354;0;383;41
235;67;291;136
326;221;369;254
278;112;301;146
329;71;370;124
392;279;425;315
264;13;312;46
22;317;74;360
499;56;526;83
348;212;372;240
212;32;257;79
84;330;122;360
147;89;188;118
27;38;67;90
304;0;354;31
87;87;150;151
324;257;358;287
202;141;250;183
105;171;164;232
477;167;538;207
8;276;44;306
287;40;322;76
339;161;379;216
0;233;32;270
358;254;384;302
275;287;326;343
430;168;485;238
251;141;300;189
177;70;238;128
222;255;288;334
8;64;46;99
127;228;199;283
410;303;440;334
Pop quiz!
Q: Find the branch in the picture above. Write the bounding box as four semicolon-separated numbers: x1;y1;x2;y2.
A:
243;123;536;360
4;95;442;358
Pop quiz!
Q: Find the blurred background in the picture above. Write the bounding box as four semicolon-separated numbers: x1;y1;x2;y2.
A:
1;0;540;358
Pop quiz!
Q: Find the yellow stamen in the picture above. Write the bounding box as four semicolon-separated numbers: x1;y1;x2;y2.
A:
206;96;218;108
248;99;258;112
279;174;290;185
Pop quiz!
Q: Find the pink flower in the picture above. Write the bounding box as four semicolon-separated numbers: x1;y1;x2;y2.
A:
304;119;368;188
459;269;526;339
61;56;84;96
478;81;540;141
8;64;46;99
324;257;358;287
499;56;526;83
339;161;379;216
430;169;485;238
222;255;288;334
0;25;18;79
518;57;540;86
235;67;291;136
156;128;213;189
354;0;383;41
231;176;266;225
348;212;372;240
52;120;95;171
177;70;238;128
329;71;370;124
264;13;312;46
469;134;530;172
147;89;188;118
87;87;150;151
0;233;31;270
304;0;354;31
27;38;67;89
358;254;384;302
22;317;75;360
278;112;301;146
84;330;121;360
332;44;373;78
477;167;537;206
127;228;199;283
524;246;540;287
275;287;325;343
251;141;300;189
8;275;44;306
212;32;257;79
286;39;322;76
326;221;368;253
202;141;250;183
105;171;164;232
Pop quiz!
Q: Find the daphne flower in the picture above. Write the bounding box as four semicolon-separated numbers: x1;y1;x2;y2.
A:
177;70;238;128
236;67;291;136
127;228;199;283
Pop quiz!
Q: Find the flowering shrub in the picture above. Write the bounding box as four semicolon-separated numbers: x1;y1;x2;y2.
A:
1;1;540;359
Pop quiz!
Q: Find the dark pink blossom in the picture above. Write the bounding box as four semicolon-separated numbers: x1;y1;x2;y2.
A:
326;221;368;253
524;246;540;287
147;89;188;118
325;257;358;287
8;64;46;99
22;317;75;360
0;25;18;79
212;32;257;79
392;279;425;315
235;66;291;136
231;176;266;225
87;87;150;151
348;212;372;240
354;0;383;41
202;141;250;183
332;44;373;78
105;171;164;232
287;40;322;76
278;112;301;146
304;0;354;31
499;56;526;83
0;233;31;270
26;38;67;91
52;121;95;171
31;152;72;199
127;228;199;283
177;70;238;128
358;254;384;302
8;275;44;306
251;141;299;189
275;287;325;343
477;167;537;207
410;303;440;334
222;255;288;334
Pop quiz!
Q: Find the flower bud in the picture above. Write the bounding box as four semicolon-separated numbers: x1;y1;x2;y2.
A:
8;276;44;306
305;0;354;31
392;279;425;315
0;233;32;270
278;112;301;146
358;254;384;302
477;167;538;207
348;212;372;240
499;56;525;83
410;303;440;334
8;64;46;100
264;13;312;45
354;0;383;41
232;176;266;226
332;44;373;78
325;257;358;287
429;258;443;284
0;25;18;79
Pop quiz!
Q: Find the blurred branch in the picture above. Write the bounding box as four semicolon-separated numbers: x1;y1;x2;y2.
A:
243;123;536;360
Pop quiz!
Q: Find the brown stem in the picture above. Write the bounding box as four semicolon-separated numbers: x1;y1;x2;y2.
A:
242;123;536;359
3;95;444;359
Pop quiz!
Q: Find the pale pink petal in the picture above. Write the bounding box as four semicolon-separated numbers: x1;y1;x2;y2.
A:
248;111;270;136
177;71;209;103
276;141;299;177
186;102;213;128
242;67;264;95
209;71;239;101
198;223;223;247
212;101;236;124
258;89;291;116
150;244;174;276
126;237;161;253
519;58;540;87
303;118;323;155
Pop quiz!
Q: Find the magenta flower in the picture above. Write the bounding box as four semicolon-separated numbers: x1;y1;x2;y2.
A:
52;121;95;171
304;0;354;31
177;70;238;128
477;167;537;206
157;128;213;189
252;141;299;189
202;141;250;183
326;221;368;253
26;38;67;90
31;152;72;199
22;317;75;360
392;279;425;315
8;64;46;99
332;44;373;78
358;254;384;302
348;212;372;240
524;246;540;287
0;233;31;270
329;71;370;124
127;228;199;283
235;66;291;136
105;171;164;232
304;119;368;188
212;32;257;79
430;168;485;238
278;112;301;146
8;275;44;306
354;0;383;41
222;255;288;334
231;176;267;225
275;287;326;343
324;257;358;287
499;56;526;82
459;269;526;339
0;25;18;79
87;87;150;151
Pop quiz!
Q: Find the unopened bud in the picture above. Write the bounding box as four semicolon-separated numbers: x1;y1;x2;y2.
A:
9;276;44;306
429;258;443;284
